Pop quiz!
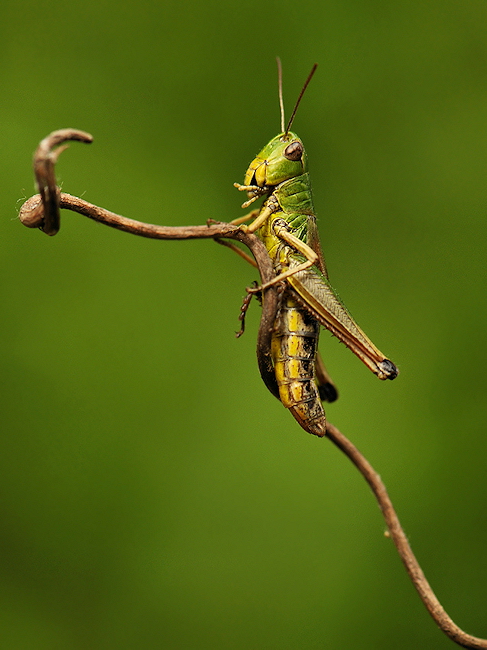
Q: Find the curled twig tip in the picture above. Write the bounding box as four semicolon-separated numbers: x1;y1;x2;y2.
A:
22;128;93;235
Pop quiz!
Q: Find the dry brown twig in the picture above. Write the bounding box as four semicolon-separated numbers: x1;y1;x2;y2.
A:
19;130;487;649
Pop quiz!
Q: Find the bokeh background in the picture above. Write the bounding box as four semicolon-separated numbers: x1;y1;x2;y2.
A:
2;1;487;648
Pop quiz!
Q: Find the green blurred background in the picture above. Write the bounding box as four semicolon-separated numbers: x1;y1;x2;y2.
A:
2;1;487;648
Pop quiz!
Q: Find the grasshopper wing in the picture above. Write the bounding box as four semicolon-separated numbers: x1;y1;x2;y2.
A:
287;260;398;380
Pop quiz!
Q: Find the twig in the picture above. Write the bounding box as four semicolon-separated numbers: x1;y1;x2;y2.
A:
326;423;487;649
30;129;93;235
19;130;487;649
19;131;281;393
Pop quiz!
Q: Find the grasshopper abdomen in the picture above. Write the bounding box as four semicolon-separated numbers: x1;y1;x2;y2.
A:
271;293;326;437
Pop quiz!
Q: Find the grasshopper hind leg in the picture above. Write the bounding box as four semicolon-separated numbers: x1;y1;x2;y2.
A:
315;352;339;403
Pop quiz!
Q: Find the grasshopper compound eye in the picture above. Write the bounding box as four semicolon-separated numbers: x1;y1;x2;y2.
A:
284;141;303;161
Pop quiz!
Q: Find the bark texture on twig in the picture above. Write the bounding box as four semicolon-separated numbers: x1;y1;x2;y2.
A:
326;424;487;649
18;130;487;649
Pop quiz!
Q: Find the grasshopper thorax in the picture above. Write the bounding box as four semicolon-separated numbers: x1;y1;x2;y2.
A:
243;131;308;192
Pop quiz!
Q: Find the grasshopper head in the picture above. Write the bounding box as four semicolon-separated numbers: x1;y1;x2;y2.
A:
243;131;308;191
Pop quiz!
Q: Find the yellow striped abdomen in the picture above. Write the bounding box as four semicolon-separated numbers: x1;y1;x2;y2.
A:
271;293;326;437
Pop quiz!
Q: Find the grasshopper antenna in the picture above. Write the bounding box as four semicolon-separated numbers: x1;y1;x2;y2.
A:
285;63;318;135
276;56;285;133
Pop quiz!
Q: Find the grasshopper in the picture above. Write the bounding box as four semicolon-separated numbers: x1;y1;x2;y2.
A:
232;61;397;437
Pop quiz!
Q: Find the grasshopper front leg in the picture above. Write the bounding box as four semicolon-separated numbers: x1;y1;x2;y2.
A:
229;208;260;227
213;208;261;267
236;201;277;234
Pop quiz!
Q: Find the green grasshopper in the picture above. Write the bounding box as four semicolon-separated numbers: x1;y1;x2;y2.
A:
232;61;398;437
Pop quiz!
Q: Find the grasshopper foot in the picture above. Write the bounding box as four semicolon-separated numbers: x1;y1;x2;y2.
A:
235;282;261;338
